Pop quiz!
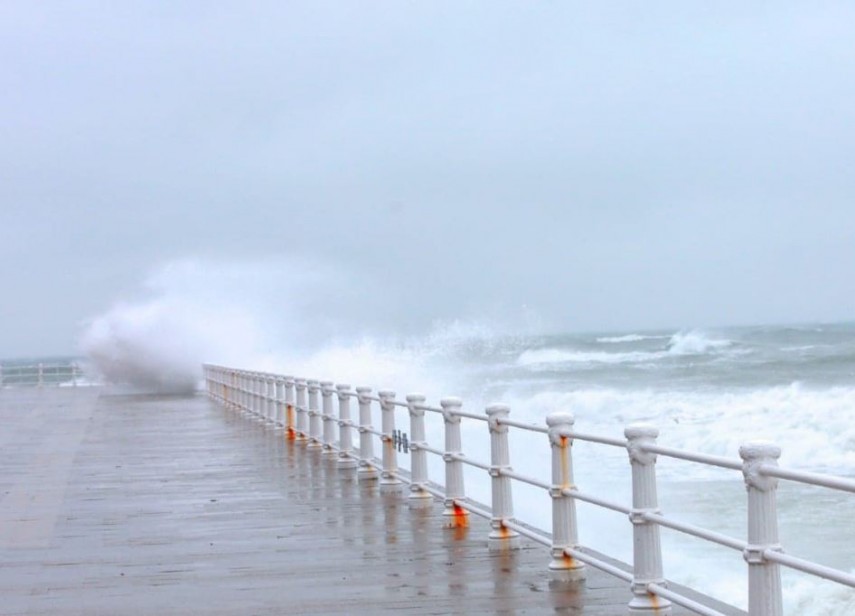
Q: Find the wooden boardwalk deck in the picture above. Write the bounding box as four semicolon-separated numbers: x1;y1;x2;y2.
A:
0;388;734;615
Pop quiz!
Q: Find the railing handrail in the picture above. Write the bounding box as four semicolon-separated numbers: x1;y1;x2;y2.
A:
202;363;855;616
0;361;85;388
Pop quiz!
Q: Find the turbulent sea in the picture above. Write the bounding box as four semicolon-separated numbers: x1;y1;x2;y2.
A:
333;321;855;614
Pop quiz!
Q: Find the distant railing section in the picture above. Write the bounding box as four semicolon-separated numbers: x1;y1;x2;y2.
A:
0;362;83;388
203;364;855;616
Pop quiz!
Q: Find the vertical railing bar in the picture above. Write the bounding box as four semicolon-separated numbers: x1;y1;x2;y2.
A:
547;412;585;581
625;424;672;615
378;390;402;490
740;442;783;616
406;393;432;509
321;381;337;457
336;384;357;469
440;397;468;529
356;387;378;480
486;404;520;551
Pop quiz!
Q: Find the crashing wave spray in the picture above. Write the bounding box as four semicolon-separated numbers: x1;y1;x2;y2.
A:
78;258;319;393
77;258;475;395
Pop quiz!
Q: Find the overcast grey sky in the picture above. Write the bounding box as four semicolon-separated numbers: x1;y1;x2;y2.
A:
2;2;855;357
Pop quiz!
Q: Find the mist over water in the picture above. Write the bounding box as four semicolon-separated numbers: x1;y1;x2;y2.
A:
80;259;855;613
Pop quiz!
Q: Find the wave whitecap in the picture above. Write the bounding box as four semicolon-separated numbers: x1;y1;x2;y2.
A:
666;330;732;355
596;334;668;343
518;330;736;367
517;348;666;366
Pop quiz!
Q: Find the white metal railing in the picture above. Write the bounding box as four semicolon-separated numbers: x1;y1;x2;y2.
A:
202;363;855;616
0;362;84;388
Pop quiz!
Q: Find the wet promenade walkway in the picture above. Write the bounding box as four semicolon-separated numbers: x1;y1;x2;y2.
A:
0;388;733;614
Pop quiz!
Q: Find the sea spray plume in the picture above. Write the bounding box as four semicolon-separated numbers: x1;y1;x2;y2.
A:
81;298;210;393
77;258;317;393
77;256;457;394
79;257;547;398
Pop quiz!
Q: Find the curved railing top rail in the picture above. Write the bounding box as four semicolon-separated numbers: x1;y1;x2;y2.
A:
203;363;855;616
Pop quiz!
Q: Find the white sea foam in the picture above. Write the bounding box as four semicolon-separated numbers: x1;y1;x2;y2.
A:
667;330;732;355
782;344;821;352
596;333;668;343
502;383;855;474
517;347;667;366
517;330;736;367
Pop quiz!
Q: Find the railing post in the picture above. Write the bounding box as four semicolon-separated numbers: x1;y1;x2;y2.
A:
356;387;378;480
267;376;276;422
256;374;264;417
378;390;402;489
266;376;275;423
406;394;432;509
295;379;308;441
321;381;337;457
307;380;322;448
284;377;296;439
274;377;284;427
223;368;229;407
255;373;262;417
485;404;520;550
246;372;253;412
336;385;357;469
625;424;672;615
245;372;253;413
248;373;255;414
740;441;783;616
252;373;261;416
547;412;585;581
440;397;468;528
263;375;271;420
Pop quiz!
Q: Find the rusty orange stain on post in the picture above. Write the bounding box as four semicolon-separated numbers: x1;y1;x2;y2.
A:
496;520;513;539
451;503;469;540
452;503;469;528
559;435;570;489
286;404;296;440
648;592;663;613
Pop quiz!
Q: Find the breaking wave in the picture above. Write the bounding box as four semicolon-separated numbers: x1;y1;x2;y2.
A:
666;330;732;355
516;348;666;366
597;333;668;343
